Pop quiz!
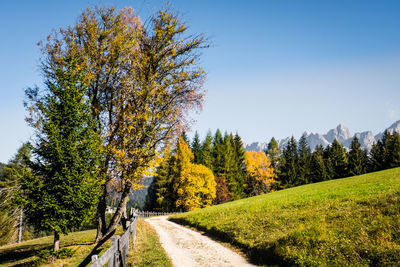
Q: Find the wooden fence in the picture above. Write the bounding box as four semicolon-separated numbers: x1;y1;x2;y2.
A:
89;215;137;267
89;209;181;266
135;210;182;218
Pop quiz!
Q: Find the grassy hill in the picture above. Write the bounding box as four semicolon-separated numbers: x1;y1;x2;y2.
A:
170;167;400;266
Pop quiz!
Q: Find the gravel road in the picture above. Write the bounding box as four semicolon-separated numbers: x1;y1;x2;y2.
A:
145;216;256;267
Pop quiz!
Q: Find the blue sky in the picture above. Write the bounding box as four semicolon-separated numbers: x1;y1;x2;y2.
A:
1;0;400;162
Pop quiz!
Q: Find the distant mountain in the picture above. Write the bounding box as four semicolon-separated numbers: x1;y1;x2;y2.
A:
245;120;400;152
246;142;268;152
323;124;351;144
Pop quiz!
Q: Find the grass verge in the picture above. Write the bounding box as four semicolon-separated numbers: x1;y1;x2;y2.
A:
170;167;400;266
0;228;122;266
127;219;172;267
0;219;171;267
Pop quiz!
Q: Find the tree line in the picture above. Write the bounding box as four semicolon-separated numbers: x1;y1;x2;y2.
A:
146;130;276;211
267;130;400;188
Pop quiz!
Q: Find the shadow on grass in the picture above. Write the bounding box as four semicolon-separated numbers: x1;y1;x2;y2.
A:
168;217;286;266
0;243;51;265
78;229;116;267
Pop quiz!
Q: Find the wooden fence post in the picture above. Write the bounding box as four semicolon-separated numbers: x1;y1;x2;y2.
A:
91;255;99;267
110;236;120;267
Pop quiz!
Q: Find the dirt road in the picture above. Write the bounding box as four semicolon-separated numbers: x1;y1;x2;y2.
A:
145;216;256;267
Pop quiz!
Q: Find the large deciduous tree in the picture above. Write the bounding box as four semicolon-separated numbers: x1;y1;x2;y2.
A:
36;6;207;242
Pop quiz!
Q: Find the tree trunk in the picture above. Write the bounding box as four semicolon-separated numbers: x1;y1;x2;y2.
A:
102;182;132;240
53;232;60;251
17;209;23;243
95;185;108;242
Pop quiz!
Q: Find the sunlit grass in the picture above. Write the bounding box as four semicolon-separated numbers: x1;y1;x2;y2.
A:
170;167;400;266
0;228;121;266
0;219;171;267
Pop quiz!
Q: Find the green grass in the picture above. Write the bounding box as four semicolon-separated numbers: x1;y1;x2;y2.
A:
170;167;400;266
0;219;171;267
0;227;125;266
127;219;172;267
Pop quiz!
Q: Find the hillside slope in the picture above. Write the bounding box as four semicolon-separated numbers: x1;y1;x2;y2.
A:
170;168;400;266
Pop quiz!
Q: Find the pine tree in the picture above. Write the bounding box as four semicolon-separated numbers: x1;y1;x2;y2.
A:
323;145;335;180
390;132;400;168
233;133;246;199
369;141;383;171
201;131;213;170
149;152;176;212
212;129;224;176
309;145;328;182
278;136;299;187
181;131;190;146
368;131;400;171
265;137;281;170
348;137;367;176
21;52;102;251
383;131;400;168
222;133;241;199
298;134;312;184
326;139;348;178
191;131;202;164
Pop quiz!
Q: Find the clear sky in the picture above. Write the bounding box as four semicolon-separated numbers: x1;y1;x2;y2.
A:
1;0;400;162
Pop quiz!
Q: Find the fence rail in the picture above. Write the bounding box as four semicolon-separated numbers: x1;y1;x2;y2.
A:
89;209;180;266
135;210;182;218
89;213;137;267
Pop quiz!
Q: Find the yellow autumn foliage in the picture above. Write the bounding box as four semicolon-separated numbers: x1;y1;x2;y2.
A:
173;139;216;211
244;151;276;196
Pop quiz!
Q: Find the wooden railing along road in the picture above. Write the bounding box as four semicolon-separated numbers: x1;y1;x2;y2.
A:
89;210;180;267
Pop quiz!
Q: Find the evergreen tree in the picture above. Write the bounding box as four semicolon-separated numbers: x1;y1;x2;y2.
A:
21;52;102;251
298;134;312;184
368;131;400;171
191;131;202;164
265;137;281;170
368;141;383;172
326;139;348;178
323;145;335;180
383;131;400;168
181;131;190;146
233;133;246;199
390;132;400;168
222;133;241;199
212;129;224;176
309;145;328;182
348;137;367;176
278;136;299;187
148;152;176;212
201;131;213;170
381;131;392;169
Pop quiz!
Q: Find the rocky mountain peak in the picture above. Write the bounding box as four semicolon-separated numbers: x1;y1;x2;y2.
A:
324;124;351;143
245;120;400;152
